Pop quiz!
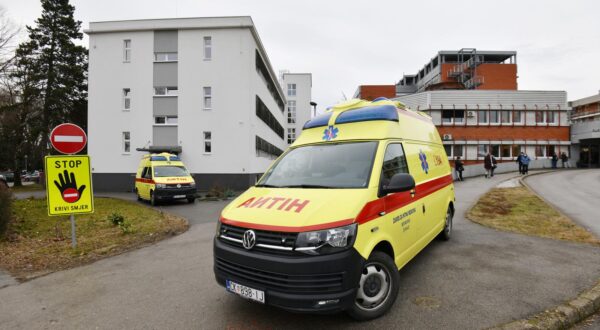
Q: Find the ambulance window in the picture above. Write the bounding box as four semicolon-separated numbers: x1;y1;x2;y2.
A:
143;167;152;179
380;144;409;187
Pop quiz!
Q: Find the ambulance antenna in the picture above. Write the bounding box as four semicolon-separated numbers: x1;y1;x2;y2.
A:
341;91;347;100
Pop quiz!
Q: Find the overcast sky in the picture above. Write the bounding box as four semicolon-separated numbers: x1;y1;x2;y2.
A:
2;0;599;111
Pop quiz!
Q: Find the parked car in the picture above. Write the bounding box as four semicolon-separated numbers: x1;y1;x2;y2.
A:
0;171;14;183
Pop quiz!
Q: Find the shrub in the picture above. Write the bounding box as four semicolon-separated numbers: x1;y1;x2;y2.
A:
224;189;236;198
0;184;12;237
118;221;132;234
108;212;125;226
207;184;225;198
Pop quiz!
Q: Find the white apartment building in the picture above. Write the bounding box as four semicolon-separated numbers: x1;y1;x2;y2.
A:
280;73;312;145
86;17;295;191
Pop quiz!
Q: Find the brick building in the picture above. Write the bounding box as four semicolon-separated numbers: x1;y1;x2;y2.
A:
390;49;570;165
353;85;396;101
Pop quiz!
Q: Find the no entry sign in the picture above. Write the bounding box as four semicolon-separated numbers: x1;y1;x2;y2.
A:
50;123;87;154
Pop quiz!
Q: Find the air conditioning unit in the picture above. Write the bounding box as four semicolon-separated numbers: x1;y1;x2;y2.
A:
442;134;453;141
467;111;475;118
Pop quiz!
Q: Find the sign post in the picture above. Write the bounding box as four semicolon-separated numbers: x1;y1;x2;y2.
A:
46;123;93;248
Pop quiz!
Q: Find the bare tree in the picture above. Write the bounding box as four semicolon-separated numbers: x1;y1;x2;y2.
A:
0;7;20;75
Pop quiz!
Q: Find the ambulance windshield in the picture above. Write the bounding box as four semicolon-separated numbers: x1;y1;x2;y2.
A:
258;141;377;188
154;166;189;177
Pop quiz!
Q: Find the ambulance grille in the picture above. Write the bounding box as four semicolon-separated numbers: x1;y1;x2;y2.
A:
218;224;297;255
215;257;344;293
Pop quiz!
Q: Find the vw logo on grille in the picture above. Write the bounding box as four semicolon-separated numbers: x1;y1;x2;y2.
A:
176;184;181;188
242;230;256;250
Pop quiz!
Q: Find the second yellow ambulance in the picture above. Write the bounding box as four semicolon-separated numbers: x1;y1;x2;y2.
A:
213;98;455;320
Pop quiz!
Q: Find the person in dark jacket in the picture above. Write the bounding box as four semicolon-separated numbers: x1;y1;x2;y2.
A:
516;152;524;174
454;156;464;181
560;152;570;168
551;152;558;169
484;153;497;178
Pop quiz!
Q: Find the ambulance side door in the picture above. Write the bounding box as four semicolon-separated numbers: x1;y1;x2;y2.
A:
141;166;153;199
379;142;422;265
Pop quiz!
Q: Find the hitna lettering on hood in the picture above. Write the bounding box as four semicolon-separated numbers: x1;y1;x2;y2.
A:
237;197;310;213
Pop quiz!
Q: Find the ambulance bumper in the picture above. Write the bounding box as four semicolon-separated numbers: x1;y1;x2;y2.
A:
213;237;365;313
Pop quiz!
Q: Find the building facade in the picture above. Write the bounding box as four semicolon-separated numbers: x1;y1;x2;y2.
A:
86;17;293;191
353;85;396;101
395;90;570;164
569;92;600;167
279;73;312;145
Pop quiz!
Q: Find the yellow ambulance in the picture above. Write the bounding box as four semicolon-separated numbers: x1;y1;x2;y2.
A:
135;153;196;205
213;98;455;320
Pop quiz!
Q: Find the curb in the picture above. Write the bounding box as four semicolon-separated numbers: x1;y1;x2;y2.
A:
489;280;600;330
489;171;600;329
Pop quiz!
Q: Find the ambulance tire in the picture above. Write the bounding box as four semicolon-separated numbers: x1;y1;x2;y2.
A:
135;189;142;201
347;251;400;321
438;206;453;241
150;191;157;206
187;197;195;204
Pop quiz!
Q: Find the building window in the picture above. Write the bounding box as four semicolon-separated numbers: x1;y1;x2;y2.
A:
203;87;212;110
123;88;131;111
489;110;499;124
122;132;130;153
154;116;178;125
535;146;545;157
513;111;522;123
154;52;178;62
154;86;178;96
535;111;545;123
478;110;488;124
204;36;212;60
287;100;296;124
203;131;212;154
491;144;501;157
546;111;556;124
256;95;284;139
287;128;296;144
287;83;296;97
501;145;511;158
123;39;131;62
512;145;523;158
477;144;489;157
255;135;283;159
444;145;464;158
442;110;465;124
546;145;556;157
501;111;511;124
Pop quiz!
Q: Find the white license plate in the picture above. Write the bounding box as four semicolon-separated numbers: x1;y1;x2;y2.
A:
226;280;265;304
173;195;186;199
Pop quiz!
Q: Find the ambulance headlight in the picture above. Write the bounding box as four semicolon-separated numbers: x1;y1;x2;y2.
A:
190;182;196;188
295;224;357;255
156;183;166;189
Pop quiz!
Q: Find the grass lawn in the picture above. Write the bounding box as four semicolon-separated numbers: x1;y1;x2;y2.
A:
0;197;188;280
468;186;600;246
9;183;44;192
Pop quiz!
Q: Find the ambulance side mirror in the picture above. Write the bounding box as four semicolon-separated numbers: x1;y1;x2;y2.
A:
381;173;415;196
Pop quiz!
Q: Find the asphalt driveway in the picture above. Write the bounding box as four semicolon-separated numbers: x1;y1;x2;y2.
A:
1;173;599;329
526;169;600;238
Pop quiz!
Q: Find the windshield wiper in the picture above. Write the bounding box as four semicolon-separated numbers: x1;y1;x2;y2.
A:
254;184;282;188
281;184;334;189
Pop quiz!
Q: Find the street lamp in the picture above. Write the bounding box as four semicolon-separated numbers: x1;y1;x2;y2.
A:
310;101;317;117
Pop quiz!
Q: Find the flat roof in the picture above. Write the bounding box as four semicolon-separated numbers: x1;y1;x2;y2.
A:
85;16;285;101
569;93;600;107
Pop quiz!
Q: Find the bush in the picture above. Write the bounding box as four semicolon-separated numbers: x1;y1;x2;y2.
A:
0;184;12;237
107;212;125;226
206;184;225;198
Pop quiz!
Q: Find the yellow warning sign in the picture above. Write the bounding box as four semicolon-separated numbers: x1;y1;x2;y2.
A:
45;155;94;216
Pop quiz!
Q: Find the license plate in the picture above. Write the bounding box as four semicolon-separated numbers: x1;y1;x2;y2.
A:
226;280;265;304
173;195;186;199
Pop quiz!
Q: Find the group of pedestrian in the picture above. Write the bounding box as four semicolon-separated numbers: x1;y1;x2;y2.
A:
515;152;531;175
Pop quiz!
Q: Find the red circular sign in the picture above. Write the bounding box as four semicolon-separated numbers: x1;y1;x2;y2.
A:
50;123;87;154
62;188;79;203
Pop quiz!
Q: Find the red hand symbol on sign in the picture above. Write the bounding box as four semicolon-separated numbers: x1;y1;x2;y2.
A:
54;170;86;203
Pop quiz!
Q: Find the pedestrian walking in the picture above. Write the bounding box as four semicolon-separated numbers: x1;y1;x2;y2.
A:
551;152;558;169
560;152;570;168
521;153;531;174
454;156;464;181
484;152;497;178
516;152;524;174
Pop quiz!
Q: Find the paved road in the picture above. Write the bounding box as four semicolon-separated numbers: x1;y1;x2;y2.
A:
1;173;600;329
526;169;600;238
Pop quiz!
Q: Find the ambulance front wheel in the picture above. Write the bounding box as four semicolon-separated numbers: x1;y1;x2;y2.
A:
150;191;157;206
135;188;142;201
347;251;399;321
438;206;453;241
